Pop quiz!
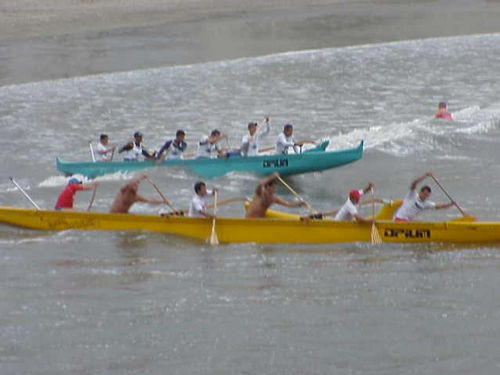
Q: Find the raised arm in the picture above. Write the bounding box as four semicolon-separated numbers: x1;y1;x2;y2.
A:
255;172;279;196
258;117;271;137
362;182;374;195
410;172;432;190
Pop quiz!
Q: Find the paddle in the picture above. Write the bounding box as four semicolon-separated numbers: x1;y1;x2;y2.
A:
430;174;473;219
223;135;233;151
209;190;219;246
245;116;269;154
253;116;269;136
206;196;247;209
9;177;41;210
258;146;275;153
162;196;248;217
370;187;382;244
89;140;96;162
276;175;316;214
87;184;98;212
144;176;182;215
259;141;315;154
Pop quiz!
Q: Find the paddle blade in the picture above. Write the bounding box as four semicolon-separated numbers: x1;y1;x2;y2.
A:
209;221;219;246
210;216;219;246
371;223;383;244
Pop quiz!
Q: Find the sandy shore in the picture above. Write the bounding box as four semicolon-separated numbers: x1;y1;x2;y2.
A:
1;0;499;85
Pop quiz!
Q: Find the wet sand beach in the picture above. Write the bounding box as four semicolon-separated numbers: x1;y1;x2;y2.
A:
1;0;500;86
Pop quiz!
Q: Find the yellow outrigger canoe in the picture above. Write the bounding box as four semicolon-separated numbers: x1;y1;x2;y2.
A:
0;204;499;244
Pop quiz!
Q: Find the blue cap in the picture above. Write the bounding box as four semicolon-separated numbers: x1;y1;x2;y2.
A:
68;178;82;185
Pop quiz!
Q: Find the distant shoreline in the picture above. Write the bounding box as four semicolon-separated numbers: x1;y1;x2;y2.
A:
1;0;500;86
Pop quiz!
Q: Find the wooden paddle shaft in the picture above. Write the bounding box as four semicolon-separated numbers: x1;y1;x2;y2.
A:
89;141;96;162
431;175;467;216
145;177;179;212
213;190;218;216
276;175;315;214
9;177;41;210
87;185;98;212
210;190;219;245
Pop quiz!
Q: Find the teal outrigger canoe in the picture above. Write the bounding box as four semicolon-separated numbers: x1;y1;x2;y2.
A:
56;140;363;179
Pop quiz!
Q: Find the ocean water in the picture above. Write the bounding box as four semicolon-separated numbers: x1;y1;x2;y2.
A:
1;34;500;374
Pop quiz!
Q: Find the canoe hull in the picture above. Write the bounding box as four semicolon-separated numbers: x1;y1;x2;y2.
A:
56;141;363;179
2;206;500;244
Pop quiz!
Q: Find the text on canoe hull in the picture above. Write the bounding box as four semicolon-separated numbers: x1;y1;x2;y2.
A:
263;158;289;168
383;228;431;239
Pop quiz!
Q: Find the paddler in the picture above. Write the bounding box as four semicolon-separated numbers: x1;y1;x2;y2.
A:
118;131;156;161
196;129;227;158
333;182;376;222
304;184;391;220
95;134;115;162
188;181;218;218
435;102;453;121
240;116;270;157
245;172;306;218
55;178;99;210
109;173;167;213
156;129;187;161
275;124;315;154
393;172;454;221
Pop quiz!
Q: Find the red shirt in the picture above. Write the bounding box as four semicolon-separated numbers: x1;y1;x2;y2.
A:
55;184;84;209
436;109;453;121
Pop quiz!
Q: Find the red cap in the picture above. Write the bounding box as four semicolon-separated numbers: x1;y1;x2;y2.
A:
349;189;361;200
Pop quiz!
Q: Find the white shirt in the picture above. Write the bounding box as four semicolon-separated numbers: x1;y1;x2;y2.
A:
123;143;143;161
334;192;363;221
393;189;436;221
188;193;211;217
240;121;270;157
196;136;221;158
275;133;298;154
95;142;112;162
157;140;187;160
168;145;184;160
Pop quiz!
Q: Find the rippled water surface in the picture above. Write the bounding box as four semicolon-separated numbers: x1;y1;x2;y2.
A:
1;34;500;374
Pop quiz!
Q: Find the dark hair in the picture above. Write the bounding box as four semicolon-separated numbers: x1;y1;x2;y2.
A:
194;181;206;194
210;129;221;136
265;179;278;187
421;185;432;193
248;122;257;129
284;124;293;131
176;130;185;137
100;134;108;141
438;102;447;108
